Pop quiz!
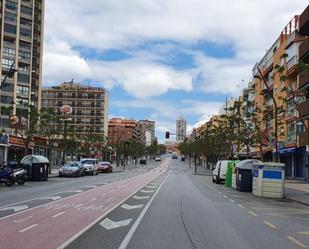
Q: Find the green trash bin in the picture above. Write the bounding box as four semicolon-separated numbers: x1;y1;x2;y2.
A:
225;161;238;187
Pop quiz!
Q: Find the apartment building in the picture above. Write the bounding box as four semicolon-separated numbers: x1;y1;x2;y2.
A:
108;118;145;145
176;116;186;141
138;119;155;145
41;81;109;136
0;0;45;162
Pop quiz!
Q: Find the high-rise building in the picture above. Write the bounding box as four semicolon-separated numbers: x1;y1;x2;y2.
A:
0;0;45;128
138;119;155;144
176;117;186;141
41;81;109;136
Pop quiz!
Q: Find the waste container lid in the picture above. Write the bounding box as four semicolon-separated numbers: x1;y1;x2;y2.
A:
257;162;285;168
21;155;49;164
236;159;263;169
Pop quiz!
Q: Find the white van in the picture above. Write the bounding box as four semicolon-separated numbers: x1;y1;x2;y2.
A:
212;160;230;184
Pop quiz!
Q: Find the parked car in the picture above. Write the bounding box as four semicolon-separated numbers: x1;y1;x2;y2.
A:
155;156;161;161
139;158;147;164
80;158;98;175
59;162;84;177
172;154;178;159
181;155;185;161
212;160;230;184
97;161;113;173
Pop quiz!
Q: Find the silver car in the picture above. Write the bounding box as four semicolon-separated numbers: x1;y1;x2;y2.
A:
59;162;84;177
80;158;98;175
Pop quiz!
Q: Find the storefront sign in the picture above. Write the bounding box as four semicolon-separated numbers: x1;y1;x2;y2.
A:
9;136;34;147
278;147;296;154
0;134;9;145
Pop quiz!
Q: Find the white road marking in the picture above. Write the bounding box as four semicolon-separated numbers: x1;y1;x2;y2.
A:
298;231;309;236
223;195;227;198
100;218;133;230
0;205;28;213
287;236;308;248
121;204;144;210
229;199;235;203
87;185;98;188
106;198;112;202
263;221;277;229
37;196;62;201
18;224;38;233
141;189;155;193
52;211;66;218
237;204;244;208
101;193;106;197
248;211;258;217
66;190;83;193
110;189;115;193
118;174;169;249
13;215;33;223
145;186;157;189
89;198;97;202
75;204;83;208
133;195;150;200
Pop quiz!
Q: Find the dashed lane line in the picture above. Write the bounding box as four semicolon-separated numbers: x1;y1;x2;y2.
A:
298;231;309;236
263;221;277;229
13;215;33;223
237;204;244;208
52;211;66;218
248;211;258;217
223;195;227;198
89;198;97;202
287;236;308;248
229;199;235;203
18;224;38;233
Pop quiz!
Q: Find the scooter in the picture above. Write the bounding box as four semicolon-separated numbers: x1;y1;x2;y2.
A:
0;163;15;186
13;168;27;185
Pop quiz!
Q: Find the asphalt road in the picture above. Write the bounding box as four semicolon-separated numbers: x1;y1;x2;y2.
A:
1;157;309;249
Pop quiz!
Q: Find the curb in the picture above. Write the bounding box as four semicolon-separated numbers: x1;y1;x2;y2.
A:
284;197;309;207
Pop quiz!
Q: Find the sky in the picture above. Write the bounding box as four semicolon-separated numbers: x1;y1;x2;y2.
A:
42;1;308;143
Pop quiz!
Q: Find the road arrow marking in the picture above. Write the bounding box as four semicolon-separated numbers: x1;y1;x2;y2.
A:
99;218;132;230
133;195;150;200
141;189;154;193
0;205;28;213
121;204;144;210
38;196;62;201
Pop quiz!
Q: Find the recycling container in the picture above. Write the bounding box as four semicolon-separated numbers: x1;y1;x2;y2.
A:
236;159;262;192
21;155;49;181
225;161;238;188
252;162;285;198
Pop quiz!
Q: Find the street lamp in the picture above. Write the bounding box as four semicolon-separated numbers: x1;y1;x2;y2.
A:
1;61;17;90
254;67;279;162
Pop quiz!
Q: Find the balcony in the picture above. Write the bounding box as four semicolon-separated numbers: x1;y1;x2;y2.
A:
299;38;309;63
299;5;309;36
287;55;298;71
297;100;309;117
299;130;309;147
299;70;309;90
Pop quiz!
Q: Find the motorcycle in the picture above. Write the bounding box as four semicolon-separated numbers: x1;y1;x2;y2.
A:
13;168;27;185
0;163;15;186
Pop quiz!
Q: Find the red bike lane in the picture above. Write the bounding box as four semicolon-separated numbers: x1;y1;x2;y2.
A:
0;159;170;249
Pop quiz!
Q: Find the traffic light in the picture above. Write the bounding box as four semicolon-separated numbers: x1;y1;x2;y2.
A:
165;131;170;139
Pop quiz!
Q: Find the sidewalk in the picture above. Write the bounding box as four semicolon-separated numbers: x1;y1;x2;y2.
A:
284;179;309;206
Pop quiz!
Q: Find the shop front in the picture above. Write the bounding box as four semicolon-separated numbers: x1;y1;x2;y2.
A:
8;136;33;163
279;147;306;179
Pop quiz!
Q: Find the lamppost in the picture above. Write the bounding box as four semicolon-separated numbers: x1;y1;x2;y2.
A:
254;67;279;162
59;105;73;164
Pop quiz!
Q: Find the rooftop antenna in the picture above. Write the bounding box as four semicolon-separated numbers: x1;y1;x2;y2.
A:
70;79;74;84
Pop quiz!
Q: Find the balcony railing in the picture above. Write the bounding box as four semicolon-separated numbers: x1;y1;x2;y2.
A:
299;130;309;147
299;5;309;36
297;100;309;117
299;38;309;63
299;70;309;89
287;55;298;70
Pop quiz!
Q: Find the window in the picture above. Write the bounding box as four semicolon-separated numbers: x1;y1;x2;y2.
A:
2;58;14;68
17;85;29;95
1;83;14;93
20;18;32;27
18;64;30;72
4;12;17;23
21;6;32;16
1;96;14;104
3;40;15;47
19;41;31;50
4;23;16;34
19;51;31;60
3;47;15;57
17;73;30;83
20;27;32;37
6;1;17;11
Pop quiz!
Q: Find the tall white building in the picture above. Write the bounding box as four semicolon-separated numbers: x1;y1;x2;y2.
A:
176;117;186;141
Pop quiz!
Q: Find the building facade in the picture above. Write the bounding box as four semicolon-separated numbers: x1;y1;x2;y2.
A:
0;0;45;162
138;119;155;145
176;117;186;141
108;118;145;146
41;82;109;136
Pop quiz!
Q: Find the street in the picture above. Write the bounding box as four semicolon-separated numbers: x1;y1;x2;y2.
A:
0;157;309;249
